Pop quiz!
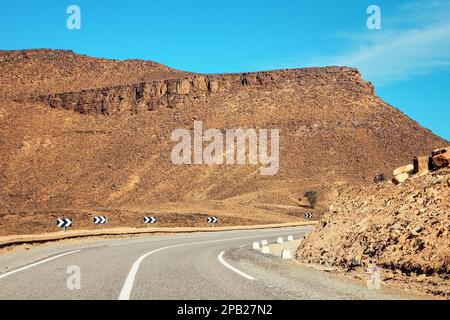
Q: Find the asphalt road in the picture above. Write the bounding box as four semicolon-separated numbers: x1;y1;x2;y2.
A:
0;227;418;300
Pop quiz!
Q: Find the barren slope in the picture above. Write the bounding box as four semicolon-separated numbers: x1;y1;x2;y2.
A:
296;168;450;297
0;49;189;99
0;49;447;236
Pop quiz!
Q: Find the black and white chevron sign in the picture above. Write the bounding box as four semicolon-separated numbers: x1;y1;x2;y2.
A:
94;216;108;224
144;216;157;224
304;212;313;219
207;216;218;224
56;218;72;228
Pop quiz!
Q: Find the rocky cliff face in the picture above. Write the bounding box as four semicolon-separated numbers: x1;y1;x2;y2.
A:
36;67;373;115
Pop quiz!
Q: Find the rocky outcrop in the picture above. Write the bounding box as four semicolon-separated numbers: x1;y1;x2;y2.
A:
432;150;450;168
35;67;373;115
296;165;450;297
392;147;450;185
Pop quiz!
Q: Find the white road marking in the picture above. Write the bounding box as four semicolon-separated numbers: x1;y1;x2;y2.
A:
108;239;165;247
0;250;81;280
218;251;256;280
118;231;298;300
108;233;218;247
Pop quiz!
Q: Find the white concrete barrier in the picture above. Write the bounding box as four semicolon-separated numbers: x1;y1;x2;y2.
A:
261;240;268;246
277;237;284;244
261;246;270;254
287;235;294;241
252;242;260;250
281;250;292;259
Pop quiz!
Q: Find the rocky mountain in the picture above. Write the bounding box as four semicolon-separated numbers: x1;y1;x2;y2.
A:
0;49;447;236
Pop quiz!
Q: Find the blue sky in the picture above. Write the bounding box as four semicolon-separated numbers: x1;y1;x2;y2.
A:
1;0;449;140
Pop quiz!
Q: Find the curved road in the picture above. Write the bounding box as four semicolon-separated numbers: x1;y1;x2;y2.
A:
0;227;418;300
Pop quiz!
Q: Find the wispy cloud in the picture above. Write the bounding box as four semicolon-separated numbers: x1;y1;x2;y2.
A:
310;1;450;85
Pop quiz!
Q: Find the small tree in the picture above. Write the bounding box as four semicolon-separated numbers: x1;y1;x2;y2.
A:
304;191;318;209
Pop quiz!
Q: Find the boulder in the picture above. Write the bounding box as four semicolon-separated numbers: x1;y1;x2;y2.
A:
393;164;414;176
393;172;409;185
432;151;450;168
431;147;449;157
413;156;431;175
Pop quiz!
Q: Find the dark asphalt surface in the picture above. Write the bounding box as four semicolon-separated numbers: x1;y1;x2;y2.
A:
0;227;419;300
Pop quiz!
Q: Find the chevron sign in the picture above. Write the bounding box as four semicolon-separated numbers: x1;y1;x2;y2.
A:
207;216;218;224
304;212;313;219
144;216;157;224
57;218;72;229
94;216;108;224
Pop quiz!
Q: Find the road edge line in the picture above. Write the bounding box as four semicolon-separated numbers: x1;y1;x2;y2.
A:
118;230;300;300
0;249;81;280
218;251;256;280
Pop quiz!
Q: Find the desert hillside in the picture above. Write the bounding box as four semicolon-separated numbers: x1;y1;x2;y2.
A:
0;49;189;99
0;49;447;236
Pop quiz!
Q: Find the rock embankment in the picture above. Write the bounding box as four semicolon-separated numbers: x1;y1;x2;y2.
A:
296;163;450;297
392;147;450;184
